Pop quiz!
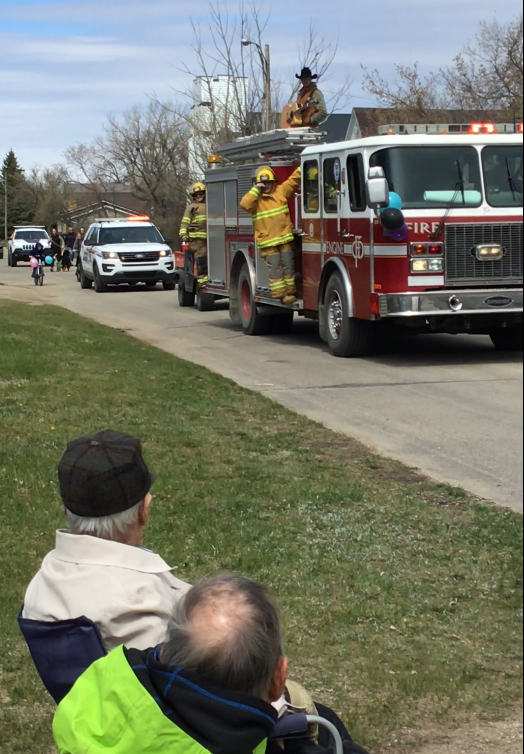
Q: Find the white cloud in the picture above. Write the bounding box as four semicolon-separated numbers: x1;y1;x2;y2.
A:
0;0;521;168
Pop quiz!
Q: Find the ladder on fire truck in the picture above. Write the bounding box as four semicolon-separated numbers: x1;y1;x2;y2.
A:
214;127;326;164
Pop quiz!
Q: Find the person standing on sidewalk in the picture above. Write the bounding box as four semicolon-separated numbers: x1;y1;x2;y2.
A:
49;226;63;272
240;166;302;305
63;227;77;266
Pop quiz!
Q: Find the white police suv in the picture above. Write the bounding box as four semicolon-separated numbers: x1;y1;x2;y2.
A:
8;226;51;267
78;216;176;293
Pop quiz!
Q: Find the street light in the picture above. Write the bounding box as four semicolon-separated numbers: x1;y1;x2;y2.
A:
242;38;272;132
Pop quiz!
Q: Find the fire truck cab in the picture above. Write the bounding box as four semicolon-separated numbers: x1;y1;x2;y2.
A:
201;124;523;357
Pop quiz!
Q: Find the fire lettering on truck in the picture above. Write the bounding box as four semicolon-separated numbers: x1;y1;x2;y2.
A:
406;222;442;236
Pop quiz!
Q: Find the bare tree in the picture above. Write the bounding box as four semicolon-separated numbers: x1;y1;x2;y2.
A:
362;14;523;124
27;165;71;229
66;101;189;234
441;15;523;121
172;3;351;177
361;62;446;120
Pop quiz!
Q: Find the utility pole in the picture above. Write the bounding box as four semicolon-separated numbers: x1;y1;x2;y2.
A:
264;44;272;132
242;39;272;132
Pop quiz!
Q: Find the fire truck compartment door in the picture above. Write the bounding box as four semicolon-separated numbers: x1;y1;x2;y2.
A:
207;182;227;285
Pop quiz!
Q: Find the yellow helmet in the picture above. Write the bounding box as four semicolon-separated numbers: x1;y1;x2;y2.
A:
307;167;319;181
191;182;206;195
256;166;276;184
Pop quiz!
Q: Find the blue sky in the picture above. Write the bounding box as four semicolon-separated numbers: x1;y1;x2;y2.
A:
0;0;521;170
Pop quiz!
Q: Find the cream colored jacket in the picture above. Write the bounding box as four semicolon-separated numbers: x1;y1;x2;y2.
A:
23;530;190;653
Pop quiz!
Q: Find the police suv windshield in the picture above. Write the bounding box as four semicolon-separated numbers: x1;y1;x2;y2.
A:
482;145;523;207
370;146;483;209
15;230;49;241
98;226;164;245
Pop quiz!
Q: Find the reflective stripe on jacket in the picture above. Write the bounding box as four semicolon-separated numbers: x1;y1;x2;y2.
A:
240;168;302;250
180;202;207;240
53;646;272;754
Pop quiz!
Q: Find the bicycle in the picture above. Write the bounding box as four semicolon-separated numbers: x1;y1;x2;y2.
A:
33;258;45;287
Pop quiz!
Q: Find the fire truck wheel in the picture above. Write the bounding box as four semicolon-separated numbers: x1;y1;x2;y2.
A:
238;264;272;336
271;311;294;335
196;288;215;312
178;279;195;307
490;324;523;352
325;272;375;358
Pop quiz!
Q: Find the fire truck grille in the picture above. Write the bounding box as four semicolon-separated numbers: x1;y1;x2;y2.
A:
445;223;523;284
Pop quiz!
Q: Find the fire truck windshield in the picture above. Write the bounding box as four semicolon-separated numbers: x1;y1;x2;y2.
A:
482;145;523;207
370;146;483;209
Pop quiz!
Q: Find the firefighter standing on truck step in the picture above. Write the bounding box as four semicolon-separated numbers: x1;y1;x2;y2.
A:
180;183;208;286
240;166;302;305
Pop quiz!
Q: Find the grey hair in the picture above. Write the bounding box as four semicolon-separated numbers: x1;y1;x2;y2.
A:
161;574;284;699
66;501;143;539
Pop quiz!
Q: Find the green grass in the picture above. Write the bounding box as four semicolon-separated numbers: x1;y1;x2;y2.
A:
0;300;522;753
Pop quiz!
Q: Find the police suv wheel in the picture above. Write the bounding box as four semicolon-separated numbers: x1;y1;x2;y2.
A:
79;266;93;290
93;264;107;293
324;272;375;358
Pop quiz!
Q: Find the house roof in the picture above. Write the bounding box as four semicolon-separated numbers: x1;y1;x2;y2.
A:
321;114;352;144
68;200;142;222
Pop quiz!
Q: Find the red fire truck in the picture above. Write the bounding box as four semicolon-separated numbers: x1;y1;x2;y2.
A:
181;123;523;357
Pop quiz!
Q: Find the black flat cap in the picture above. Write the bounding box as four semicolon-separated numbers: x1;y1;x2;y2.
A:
58;430;154;518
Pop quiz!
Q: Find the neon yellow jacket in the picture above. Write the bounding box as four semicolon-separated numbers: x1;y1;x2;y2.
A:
240;168;302;250
180;201;207;240
53;646;273;754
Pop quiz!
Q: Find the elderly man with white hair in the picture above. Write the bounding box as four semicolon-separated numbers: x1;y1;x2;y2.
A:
23;430;190;652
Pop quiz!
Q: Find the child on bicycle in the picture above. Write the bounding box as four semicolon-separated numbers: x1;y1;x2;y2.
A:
31;242;46;280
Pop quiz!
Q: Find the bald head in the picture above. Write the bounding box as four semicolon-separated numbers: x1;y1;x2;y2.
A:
161;575;287;701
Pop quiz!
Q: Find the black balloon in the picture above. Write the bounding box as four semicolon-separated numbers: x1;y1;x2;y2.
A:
381;208;405;232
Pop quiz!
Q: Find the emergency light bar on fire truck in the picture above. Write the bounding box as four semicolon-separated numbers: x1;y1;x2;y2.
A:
379;122;523;135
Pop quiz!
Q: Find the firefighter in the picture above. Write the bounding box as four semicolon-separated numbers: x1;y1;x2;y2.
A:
289;67;328;129
240;166;302;305
179;182;208;286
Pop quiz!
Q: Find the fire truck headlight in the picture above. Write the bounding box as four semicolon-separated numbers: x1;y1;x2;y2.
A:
476;244;503;261
411;259;429;272
428;258;444;272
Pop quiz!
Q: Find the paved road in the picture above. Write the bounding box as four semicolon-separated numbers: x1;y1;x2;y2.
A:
1;260;522;513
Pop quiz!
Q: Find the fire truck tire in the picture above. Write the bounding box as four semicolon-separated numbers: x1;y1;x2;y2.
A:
238;264;272;336
271;311;294;335
490;324;523;352
196;288;215;312
325;272;375;357
178;279;195;307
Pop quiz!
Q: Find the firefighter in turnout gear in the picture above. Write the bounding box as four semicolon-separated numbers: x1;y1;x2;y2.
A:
180;182;208;285
240;166;302;305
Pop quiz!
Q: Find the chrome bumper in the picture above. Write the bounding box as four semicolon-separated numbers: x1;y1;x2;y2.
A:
379;288;524;318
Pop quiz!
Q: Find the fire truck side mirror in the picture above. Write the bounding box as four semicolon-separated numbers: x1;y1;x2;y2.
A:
366;167;390;210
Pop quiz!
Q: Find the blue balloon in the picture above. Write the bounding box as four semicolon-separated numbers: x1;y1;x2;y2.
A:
45;256;54;266
388;192;403;211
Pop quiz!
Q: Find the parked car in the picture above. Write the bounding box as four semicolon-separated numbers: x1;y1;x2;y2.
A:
8;227;51;267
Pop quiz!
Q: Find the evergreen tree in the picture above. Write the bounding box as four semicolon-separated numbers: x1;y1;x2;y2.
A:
0;150;35;237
